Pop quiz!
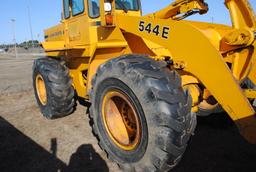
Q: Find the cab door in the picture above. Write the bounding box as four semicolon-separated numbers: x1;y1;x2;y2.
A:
63;0;90;48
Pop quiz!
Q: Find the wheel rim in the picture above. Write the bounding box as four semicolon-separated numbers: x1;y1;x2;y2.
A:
102;90;141;151
35;74;47;105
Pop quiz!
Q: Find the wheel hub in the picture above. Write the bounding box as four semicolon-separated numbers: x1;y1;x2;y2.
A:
102;90;141;151
35;74;47;105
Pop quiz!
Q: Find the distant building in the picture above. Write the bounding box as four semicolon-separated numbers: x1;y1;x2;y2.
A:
0;49;4;53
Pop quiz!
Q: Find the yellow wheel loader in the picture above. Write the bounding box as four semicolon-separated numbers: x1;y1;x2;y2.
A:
33;0;256;171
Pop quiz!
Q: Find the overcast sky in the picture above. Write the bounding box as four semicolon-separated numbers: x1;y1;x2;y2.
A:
0;0;255;44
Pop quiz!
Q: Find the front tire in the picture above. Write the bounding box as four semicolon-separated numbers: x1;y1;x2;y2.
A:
32;57;76;119
89;55;196;171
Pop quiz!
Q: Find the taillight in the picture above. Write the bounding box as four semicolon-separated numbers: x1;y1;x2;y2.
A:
105;14;113;25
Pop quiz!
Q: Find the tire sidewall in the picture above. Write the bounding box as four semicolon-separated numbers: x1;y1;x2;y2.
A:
94;77;148;163
33;64;52;117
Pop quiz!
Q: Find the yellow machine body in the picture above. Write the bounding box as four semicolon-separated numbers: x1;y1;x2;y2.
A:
42;0;256;143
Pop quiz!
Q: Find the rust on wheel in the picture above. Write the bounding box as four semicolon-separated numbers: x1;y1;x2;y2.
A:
35;74;47;105
102;90;142;151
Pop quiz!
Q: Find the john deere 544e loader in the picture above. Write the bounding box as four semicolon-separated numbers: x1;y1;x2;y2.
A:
33;0;256;171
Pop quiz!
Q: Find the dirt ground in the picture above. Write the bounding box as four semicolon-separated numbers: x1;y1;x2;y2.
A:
0;53;256;172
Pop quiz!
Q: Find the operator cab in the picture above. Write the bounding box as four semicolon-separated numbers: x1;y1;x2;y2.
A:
62;0;141;20
55;0;142;52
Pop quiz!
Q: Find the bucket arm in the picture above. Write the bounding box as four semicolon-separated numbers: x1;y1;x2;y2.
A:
146;0;208;20
114;0;256;143
225;0;256;29
223;0;256;81
224;0;256;84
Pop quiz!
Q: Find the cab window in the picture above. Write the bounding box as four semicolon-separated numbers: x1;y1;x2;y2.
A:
116;0;139;11
72;0;85;16
88;0;100;18
63;0;70;19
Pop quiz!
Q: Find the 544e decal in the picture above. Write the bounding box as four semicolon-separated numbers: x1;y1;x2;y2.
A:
139;21;170;39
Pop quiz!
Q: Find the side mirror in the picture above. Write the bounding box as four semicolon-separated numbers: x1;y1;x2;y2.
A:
104;2;112;12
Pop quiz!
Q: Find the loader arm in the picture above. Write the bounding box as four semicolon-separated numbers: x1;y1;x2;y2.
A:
116;15;254;120
115;0;256;143
146;0;208;20
224;0;256;81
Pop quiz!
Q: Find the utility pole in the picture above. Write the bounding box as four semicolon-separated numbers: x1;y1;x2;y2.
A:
25;37;28;48
28;3;34;49
11;19;18;59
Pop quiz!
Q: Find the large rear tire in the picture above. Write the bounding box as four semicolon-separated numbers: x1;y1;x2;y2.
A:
32;57;76;119
89;55;196;171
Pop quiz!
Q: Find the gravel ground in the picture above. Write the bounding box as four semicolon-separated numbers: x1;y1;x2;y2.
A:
0;54;256;172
